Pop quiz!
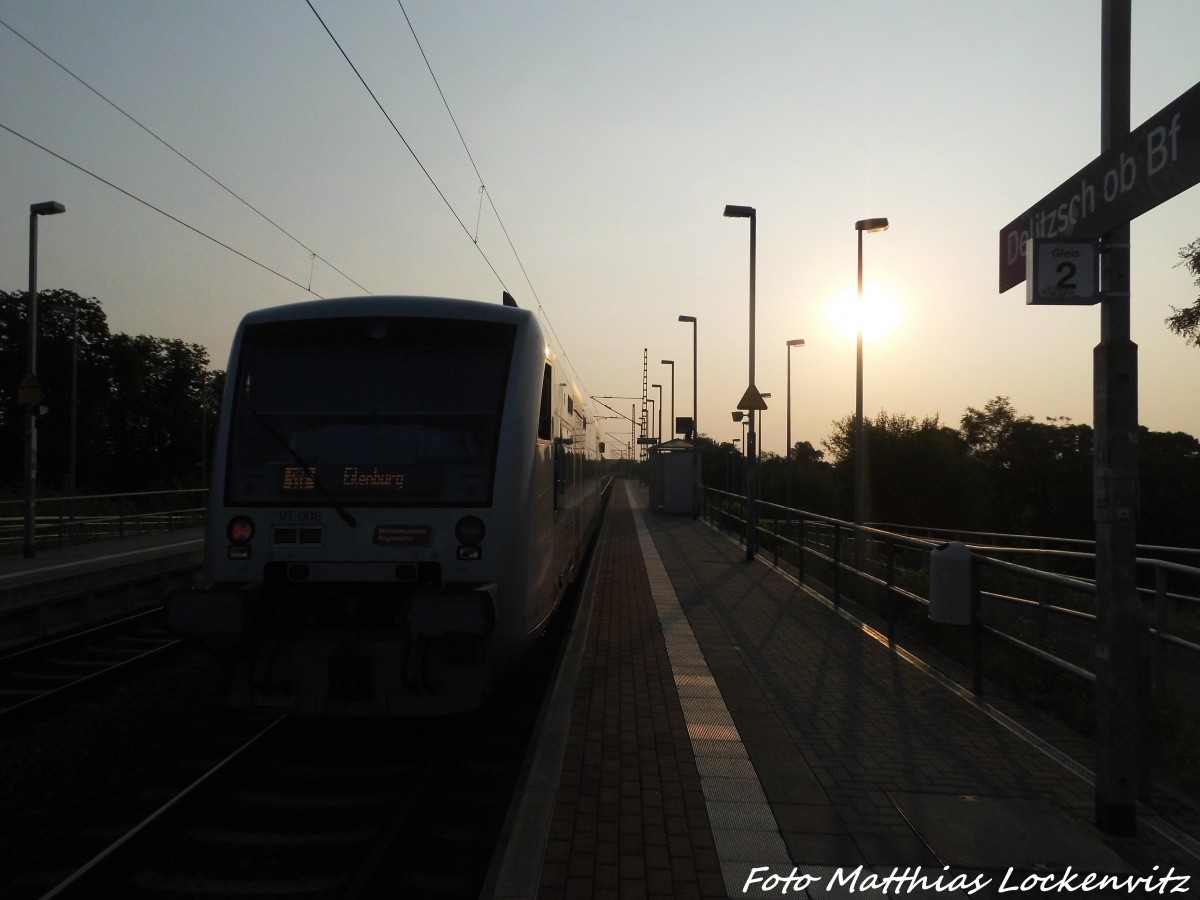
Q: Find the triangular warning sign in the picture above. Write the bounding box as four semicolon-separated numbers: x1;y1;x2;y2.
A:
737;384;769;411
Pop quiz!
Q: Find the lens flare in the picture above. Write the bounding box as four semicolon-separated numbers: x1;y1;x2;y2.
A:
827;284;902;342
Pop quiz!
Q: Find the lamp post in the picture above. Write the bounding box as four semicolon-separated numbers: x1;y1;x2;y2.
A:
679;315;698;517
651;383;663;444
45;301;80;514
23;200;66;558
786;338;805;511
661;360;675;439
854;216;889;568
732;411;748;506
759;393;772;462
724;203;759;560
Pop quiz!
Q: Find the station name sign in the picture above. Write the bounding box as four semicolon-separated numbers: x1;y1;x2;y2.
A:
999;78;1200;293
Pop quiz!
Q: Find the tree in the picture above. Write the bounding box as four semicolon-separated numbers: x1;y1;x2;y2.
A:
1;290;111;491
1165;238;1200;346
101;333;214;489
756;441;838;516
1140;428;1200;548
0;289;221;494
961;397;1092;536
823;411;983;527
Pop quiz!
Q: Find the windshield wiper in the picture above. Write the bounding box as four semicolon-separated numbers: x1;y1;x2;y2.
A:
245;404;358;528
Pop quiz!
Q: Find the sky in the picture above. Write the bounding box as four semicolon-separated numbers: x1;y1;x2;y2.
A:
2;0;1198;459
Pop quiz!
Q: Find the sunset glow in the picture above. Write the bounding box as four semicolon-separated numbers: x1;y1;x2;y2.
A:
827;285;903;343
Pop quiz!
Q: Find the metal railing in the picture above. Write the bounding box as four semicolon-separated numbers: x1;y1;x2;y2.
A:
0;488;208;555
701;487;1200;705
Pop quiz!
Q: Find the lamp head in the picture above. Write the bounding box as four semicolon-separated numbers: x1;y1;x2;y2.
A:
31;201;66;217
723;204;755;219
855;217;889;233
787;339;806;347
678;315;696;323
661;359;674;366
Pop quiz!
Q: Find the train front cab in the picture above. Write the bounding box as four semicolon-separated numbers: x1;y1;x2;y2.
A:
170;297;593;715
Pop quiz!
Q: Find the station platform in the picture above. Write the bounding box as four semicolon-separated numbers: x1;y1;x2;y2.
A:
0;527;203;580
0;528;203;647
490;481;1200;899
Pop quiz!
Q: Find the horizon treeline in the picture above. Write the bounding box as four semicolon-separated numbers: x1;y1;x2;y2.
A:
697;396;1200;549
1;289;223;496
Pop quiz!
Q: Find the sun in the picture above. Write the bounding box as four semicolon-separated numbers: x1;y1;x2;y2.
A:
827;284;902;342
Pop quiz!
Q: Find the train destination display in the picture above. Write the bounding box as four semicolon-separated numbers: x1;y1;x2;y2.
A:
282;465;411;491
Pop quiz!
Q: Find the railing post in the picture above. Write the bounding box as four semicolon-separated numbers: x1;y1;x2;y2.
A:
832;523;841;609
971;555;983;696
1036;538;1050;643
1154;567;1169;697
886;536;896;648
772;516;779;567
797;518;806;583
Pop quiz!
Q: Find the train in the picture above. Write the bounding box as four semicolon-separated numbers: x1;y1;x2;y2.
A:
169;294;608;714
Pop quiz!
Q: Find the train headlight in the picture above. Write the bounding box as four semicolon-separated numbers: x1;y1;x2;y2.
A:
455;515;485;560
227;516;255;558
454;516;485;546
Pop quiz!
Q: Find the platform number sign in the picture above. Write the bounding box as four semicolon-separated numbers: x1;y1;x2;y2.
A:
1026;239;1100;305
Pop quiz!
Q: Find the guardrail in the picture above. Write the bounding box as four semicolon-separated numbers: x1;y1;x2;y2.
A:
702;487;1200;713
0;489;207;556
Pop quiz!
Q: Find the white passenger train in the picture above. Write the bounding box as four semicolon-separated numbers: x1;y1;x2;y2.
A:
170;294;608;714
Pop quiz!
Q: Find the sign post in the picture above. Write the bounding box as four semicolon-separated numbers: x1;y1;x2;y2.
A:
997;0;1195;835
1091;0;1146;837
737;384;768;559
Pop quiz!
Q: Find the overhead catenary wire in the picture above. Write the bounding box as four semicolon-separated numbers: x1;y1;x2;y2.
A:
304;0;508;293
393;1;589;398
0;16;371;297
0;121;322;298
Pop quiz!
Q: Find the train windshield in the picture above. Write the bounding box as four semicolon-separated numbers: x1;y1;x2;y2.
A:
225;316;516;507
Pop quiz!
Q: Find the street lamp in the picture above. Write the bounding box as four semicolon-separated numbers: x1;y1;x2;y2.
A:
23;200;66;558
759;393;772;462
651;383;663;444
661;360;675;440
854;216;889;568
786;338;805;511
724;203;760;560
679;315;698;517
44;301;80;513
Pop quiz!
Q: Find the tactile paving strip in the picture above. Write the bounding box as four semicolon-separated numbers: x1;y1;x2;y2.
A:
629;483;795;897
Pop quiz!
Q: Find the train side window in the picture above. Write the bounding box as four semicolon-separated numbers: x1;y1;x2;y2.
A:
538;363;553;441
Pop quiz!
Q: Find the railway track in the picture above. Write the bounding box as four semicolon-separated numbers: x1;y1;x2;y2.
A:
0;609;180;727
30;486;611;898
42;714;447;898
40;559;588;899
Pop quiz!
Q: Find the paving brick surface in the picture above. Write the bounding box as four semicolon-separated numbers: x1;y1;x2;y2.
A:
538;485;726;899
640;490;1200;885
533;484;1198;898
